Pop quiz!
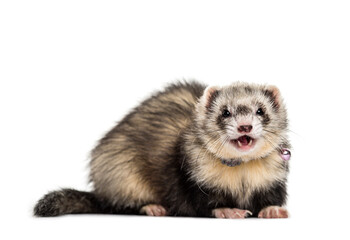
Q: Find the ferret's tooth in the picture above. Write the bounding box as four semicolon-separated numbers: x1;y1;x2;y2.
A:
238;141;242;147
248;139;253;146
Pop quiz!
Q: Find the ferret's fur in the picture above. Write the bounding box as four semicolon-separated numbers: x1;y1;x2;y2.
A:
34;81;290;218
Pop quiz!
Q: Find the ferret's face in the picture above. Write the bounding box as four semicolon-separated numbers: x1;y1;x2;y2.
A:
196;83;288;162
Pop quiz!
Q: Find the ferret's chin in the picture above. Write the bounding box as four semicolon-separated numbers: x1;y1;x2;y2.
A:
229;135;257;152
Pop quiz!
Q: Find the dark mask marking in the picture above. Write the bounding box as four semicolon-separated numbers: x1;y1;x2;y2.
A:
235;105;251;116
262;113;270;125
216;114;226;131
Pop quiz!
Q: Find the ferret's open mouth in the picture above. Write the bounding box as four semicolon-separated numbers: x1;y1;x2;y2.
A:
230;135;256;151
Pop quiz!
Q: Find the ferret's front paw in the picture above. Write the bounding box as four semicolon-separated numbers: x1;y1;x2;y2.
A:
140;204;167;216
212;208;252;219
258;206;289;218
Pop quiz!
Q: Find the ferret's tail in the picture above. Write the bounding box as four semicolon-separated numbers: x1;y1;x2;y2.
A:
34;188;115;217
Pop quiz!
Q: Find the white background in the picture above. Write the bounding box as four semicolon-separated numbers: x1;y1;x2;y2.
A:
1;0;350;239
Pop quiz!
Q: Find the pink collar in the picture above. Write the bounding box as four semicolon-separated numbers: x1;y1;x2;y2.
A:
221;148;291;167
281;148;291;161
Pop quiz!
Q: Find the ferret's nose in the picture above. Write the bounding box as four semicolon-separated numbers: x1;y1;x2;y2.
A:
238;125;252;133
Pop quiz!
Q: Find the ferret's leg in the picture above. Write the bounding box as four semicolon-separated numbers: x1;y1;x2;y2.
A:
258;206;289;218
212;208;252;219
140;204;167;216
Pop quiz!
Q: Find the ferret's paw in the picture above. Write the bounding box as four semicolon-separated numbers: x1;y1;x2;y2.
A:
140;204;167;216
258;206;289;218
212;208;252;219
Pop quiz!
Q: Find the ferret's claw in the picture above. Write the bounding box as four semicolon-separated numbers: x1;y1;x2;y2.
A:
140;204;167;216
212;208;252;219
258;206;289;218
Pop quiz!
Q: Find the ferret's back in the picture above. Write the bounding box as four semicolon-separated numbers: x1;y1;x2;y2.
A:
89;81;205;207
92;81;205;156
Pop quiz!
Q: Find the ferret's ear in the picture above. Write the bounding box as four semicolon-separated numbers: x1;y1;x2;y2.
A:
263;85;282;110
200;86;221;109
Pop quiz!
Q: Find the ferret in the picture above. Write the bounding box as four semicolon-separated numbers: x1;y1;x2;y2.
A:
34;81;290;218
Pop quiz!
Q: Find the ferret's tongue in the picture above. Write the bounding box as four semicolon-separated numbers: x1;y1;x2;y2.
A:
238;136;250;146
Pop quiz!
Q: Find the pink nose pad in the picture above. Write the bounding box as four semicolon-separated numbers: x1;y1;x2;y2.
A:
238;125;252;133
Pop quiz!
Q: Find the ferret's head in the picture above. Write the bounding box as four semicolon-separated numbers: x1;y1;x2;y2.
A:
195;82;288;163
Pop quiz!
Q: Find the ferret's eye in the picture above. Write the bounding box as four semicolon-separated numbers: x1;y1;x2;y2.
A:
256;108;264;116
222;109;231;118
